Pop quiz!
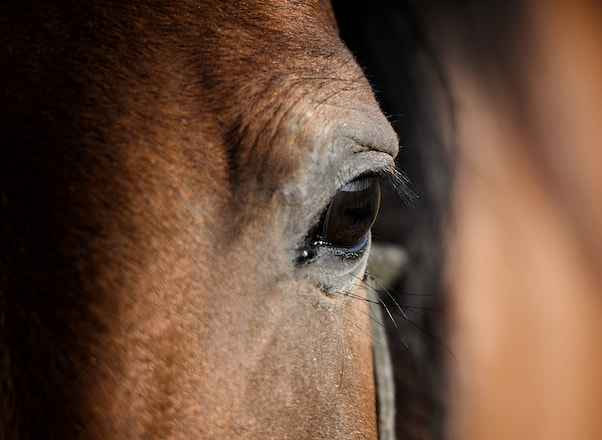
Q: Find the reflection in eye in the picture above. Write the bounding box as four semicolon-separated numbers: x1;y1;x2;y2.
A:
319;177;381;248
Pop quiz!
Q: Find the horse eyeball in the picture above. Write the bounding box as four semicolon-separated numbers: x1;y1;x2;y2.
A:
319;177;380;249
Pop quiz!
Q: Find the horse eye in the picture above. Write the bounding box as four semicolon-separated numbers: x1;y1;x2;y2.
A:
319;177;381;249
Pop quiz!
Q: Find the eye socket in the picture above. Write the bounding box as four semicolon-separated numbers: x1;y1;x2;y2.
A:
317;176;381;249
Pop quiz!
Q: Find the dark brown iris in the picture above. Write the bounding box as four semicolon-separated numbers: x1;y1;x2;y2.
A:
319;177;381;248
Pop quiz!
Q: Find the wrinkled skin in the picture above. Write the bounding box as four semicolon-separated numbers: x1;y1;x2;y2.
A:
0;1;397;438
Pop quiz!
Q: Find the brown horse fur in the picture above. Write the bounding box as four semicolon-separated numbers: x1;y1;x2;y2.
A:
0;1;399;438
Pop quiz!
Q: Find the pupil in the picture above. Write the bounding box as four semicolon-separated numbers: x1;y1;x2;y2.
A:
321;177;380;248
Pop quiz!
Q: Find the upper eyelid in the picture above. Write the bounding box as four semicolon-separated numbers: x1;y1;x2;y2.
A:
334;151;395;191
339;164;408;197
342;165;414;206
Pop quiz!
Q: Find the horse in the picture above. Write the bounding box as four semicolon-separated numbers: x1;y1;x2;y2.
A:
0;1;401;438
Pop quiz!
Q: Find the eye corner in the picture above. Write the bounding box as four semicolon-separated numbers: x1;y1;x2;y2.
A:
295;246;318;265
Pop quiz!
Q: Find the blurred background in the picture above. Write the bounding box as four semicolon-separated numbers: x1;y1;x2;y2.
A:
333;1;602;439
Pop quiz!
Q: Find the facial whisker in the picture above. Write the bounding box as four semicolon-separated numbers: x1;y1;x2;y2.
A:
355;272;410;323
344;278;402;332
339;291;389;340
354;272;453;357
341;278;415;351
402;304;447;315
333;306;380;347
